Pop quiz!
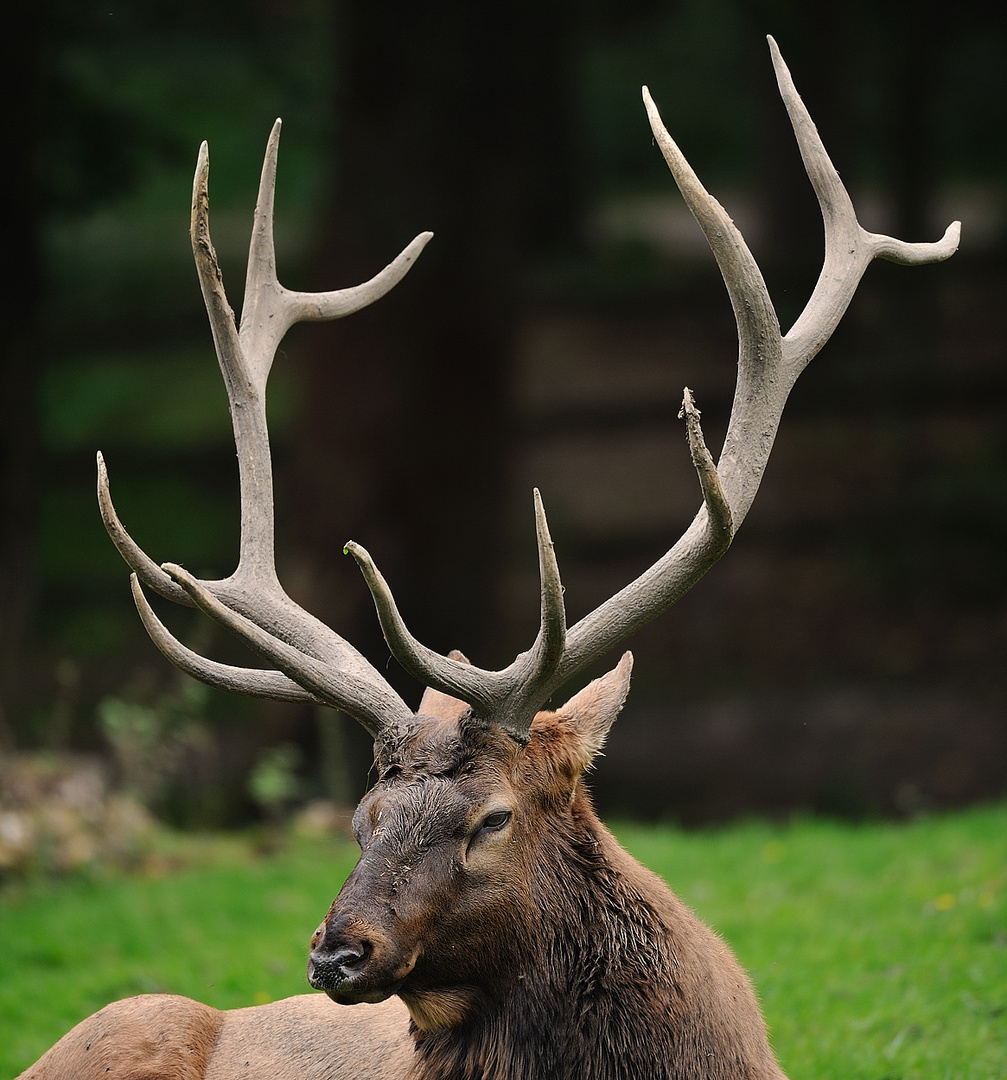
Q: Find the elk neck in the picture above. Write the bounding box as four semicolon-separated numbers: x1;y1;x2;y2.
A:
407;806;686;1079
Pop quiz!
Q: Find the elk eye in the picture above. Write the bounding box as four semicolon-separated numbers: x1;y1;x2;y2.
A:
480;810;511;832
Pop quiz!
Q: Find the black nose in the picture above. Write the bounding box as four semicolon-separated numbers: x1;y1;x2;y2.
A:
308;936;372;989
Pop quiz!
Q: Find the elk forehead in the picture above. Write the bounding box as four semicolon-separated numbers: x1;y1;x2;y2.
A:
375;713;518;777
355;715;522;836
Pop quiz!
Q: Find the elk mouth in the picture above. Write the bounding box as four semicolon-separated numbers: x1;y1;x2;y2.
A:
310;970;405;1006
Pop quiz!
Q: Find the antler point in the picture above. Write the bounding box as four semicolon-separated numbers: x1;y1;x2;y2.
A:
679;386;700;420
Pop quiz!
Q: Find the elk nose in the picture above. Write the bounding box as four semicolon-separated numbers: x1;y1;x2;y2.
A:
308;935;372;989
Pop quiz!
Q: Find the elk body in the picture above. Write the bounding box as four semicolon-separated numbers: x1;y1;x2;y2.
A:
18;37;958;1080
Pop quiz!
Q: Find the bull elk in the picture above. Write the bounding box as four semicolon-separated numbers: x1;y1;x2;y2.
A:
20;37;958;1080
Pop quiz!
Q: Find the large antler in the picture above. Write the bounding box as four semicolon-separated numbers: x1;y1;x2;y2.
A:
103;40;958;747
345;36;959;740
98;119;432;737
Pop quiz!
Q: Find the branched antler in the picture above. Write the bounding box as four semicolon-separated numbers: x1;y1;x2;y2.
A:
344;485;566;742
103;41;958;746
99;120;431;736
346;36;959;730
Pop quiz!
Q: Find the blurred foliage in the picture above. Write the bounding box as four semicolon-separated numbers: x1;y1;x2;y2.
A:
98;679;215;825
248;743;304;820
0;752;159;879
38;0;335;216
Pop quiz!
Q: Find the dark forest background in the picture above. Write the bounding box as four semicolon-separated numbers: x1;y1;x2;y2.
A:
2;0;1005;826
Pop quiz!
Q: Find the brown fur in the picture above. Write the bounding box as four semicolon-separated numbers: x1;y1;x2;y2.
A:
20;660;788;1080
17;995;223;1080
19;994;412;1080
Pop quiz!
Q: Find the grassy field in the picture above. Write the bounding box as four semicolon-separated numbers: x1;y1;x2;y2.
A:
1;803;1004;1079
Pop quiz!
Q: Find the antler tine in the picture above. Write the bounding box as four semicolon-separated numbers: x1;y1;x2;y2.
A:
768;36;960;375
239;119;435;380
190;133;276;582
639;79;783;522
129;574;321;705
97;451;193;606
497;489;569;733
528;488;567;679
679;388;733;550
344;542;510;716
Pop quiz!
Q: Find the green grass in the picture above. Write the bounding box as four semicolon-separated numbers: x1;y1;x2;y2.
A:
618;807;1007;1079
2;805;1005;1079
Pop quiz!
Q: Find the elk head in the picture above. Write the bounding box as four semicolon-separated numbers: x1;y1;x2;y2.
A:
307;653;633;1028
98;35;958;1037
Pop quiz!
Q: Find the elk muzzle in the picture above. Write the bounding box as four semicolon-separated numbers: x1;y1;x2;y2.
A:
307;909;417;1004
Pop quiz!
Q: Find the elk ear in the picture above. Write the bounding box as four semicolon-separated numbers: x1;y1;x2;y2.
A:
550;652;633;771
418;649;472;721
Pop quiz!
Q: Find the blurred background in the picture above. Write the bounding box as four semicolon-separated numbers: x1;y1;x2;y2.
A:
1;0;1005;836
